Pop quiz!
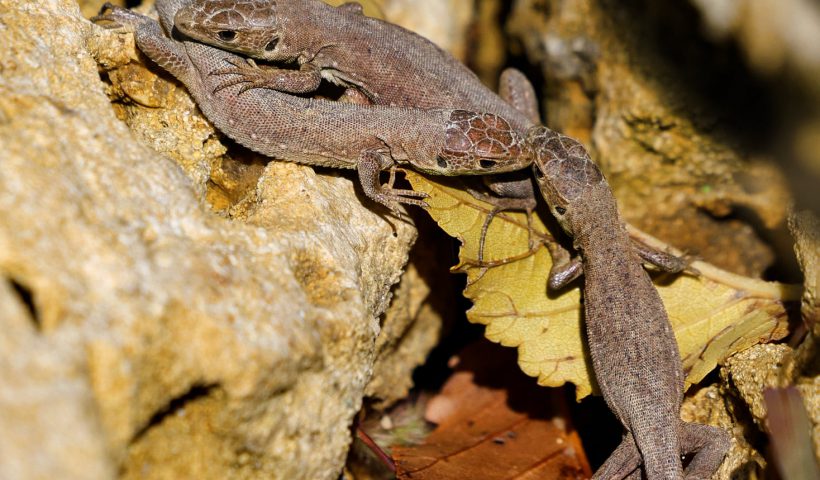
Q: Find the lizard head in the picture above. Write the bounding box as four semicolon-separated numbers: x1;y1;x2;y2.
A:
527;127;604;235
175;0;286;61
430;110;532;175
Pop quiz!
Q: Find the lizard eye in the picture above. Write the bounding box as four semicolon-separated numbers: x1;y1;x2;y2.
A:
555;206;567;215
436;156;448;168
265;38;279;51
217;30;237;42
479;159;496;169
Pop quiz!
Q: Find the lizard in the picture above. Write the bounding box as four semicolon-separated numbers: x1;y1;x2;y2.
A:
92;2;536;215
169;0;543;259
169;0;705;273
528;127;731;479
96;6;725;476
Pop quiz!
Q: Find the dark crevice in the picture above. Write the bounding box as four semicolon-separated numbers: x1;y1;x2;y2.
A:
9;278;40;331
131;384;215;444
699;204;802;283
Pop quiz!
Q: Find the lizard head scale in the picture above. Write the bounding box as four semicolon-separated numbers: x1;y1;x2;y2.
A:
174;0;286;61
428;110;532;175
527;127;606;236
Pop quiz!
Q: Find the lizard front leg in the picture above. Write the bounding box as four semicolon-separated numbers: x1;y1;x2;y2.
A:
209;58;323;95
358;149;429;214
93;3;195;85
469;68;542;263
467;176;537;264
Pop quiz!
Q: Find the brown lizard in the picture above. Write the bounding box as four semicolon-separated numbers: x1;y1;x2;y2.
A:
95;5;730;478
93;2;535;215
529;128;731;479
171;0;539;130
170;0;542;258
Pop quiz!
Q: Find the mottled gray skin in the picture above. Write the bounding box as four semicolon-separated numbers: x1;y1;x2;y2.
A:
93;1;534;213
529;128;731;480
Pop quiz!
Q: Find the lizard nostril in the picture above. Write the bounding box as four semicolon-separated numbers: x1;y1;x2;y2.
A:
217;30;237;42
265;38;279;51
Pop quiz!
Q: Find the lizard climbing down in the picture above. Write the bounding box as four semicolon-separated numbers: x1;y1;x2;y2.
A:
529;128;731;480
93;2;534;215
171;0;543;257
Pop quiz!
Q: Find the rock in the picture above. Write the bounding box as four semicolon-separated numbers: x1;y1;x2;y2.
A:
380;0;475;62
721;344;796;428
0;1;441;479
507;0;793;277
681;385;767;480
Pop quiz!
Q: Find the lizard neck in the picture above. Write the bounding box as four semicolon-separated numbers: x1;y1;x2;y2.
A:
567;186;627;255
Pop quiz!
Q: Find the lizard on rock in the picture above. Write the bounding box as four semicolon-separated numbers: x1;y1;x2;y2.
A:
170;0;543;257
529;127;731;480
93;1;535;214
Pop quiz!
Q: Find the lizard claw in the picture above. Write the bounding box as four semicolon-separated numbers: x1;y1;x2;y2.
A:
209;58;274;94
209;57;259;77
372;189;429;214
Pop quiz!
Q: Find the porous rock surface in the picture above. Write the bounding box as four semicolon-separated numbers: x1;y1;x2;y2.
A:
0;1;440;479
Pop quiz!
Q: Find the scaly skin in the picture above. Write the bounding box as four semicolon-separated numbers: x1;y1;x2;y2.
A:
93;2;533;213
172;0;536;132
172;0;542;252
529;127;731;480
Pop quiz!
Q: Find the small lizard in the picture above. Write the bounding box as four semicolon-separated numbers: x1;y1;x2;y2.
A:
95;6;730;477
529;127;731;479
170;0;542;257
93;2;535;214
171;0;537;130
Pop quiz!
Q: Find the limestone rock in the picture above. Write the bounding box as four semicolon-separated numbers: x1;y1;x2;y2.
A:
0;1;439;479
507;0;793;277
380;0;475;62
681;385;767;480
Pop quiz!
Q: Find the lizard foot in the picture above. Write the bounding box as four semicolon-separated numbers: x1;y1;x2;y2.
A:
372;188;429;215
466;187;537;265
209;58;270;93
91;3;147;31
209;58;321;95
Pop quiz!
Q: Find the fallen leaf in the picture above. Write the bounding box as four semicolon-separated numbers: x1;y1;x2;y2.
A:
405;172;801;399
393;341;591;479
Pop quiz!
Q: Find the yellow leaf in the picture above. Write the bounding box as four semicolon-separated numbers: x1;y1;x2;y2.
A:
405;172;801;399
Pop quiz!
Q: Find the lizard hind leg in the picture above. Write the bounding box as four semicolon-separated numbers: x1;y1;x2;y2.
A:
592;434;642;480
630;237;692;274
679;422;731;480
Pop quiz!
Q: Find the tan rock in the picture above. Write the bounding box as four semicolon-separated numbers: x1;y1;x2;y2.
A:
507;0;793;277
0;1;440;479
681;385;767;480
380;0;475;62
